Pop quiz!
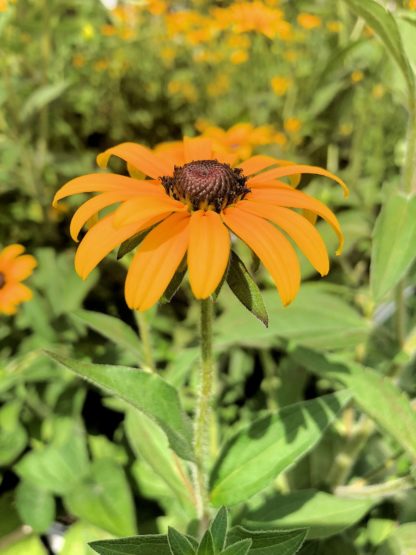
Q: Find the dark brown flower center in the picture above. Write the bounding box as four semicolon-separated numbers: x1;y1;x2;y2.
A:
161;159;250;211
0;272;5;289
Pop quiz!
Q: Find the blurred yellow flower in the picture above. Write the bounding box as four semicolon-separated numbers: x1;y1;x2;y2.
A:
372;84;385;99
327;20;343;33
284;118;302;134
283;49;299;63
409;0;416;9
82;23;95;40
207;75;230;97
101;24;117;37
168;80;198;102
351;70;364;83
297;13;321;30
0;0;8;12
0;245;36;315
271;76;292;96
230;49;249;65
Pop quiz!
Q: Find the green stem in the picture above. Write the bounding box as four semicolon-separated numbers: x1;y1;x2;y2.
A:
395;280;406;350
136;311;155;372
403;100;416;194
193;298;214;530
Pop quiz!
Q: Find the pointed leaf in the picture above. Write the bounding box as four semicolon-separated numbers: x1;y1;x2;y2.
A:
220;539;252;555
89;535;171;555
46;352;194;461
71;309;143;359
370;192;416;301
161;267;187;303
210;391;350;506
210;507;228;552
168;527;196;555
117;227;153;259
226;251;268;327
197;531;215;555
244;489;373;539
342;0;415;101
226;527;306;555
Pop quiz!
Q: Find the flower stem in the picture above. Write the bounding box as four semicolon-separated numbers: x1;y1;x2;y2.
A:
193;298;214;530
136;311;155;372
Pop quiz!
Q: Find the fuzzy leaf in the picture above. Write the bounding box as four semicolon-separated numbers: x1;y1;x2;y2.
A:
221;539;252;555
46;352;194;461
226;527;307;555
89;535;171;555
226;251;268;327
197;531;215;555
167;527;196;555
210;507;229;552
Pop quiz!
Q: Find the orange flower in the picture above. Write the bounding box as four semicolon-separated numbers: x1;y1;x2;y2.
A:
297;13;321;30
53;137;348;311
0;244;37;315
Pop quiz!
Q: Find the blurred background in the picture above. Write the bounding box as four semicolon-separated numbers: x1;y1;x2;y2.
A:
1;1;416;554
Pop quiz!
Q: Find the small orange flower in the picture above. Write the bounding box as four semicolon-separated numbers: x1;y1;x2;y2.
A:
297;13;321;30
0;245;37;315
53;137;348;311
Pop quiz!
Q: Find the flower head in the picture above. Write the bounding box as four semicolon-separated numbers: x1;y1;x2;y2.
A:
53;137;348;312
0;244;37;315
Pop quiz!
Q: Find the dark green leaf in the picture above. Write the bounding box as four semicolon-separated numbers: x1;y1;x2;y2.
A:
370;192;416;301
15;482;55;533
71;309;143;359
197;530;215;555
210;391;350;506
90;535;171;555
117;228;153;259
167;527;196;555
342;0;415;101
226;251;268;327
210;507;228;552
46;352;194;461
221;539;252;555
243;490;373;539
161;267;187;303
226;527;307;555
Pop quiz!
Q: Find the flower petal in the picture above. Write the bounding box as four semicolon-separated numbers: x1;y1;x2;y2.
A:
97;142;174;179
75;213;167;279
0;282;33;304
6;255;37;281
249;188;344;254
240;156;301;186
188;210;230;299
53;173;164;206
70;192;141;241
0;244;25;264
125;212;190;311
238;201;329;275
113;195;186;227
222;206;300;306
184;137;213;163
249;164;349;196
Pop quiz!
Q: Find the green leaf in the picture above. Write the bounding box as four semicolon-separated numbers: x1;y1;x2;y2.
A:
210;391;350;506
370;192;416;301
46;352;194;461
226;251;268;327
291;348;416;460
125;410;194;510
61;522;112;555
217;284;370;351
0;401;27;465
220;540;252;555
90;535;171;555
161;267;187;303
1;535;48;555
64;459;136;537
244;490;373;539
15;420;89;495
15;482;55;533
117;228;153;259
226;527;306;555
375;523;416;555
167;527;196;555
0;492;22;539
210;507;228;552
342;0;415;101
197;531;215;555
71;309;143;359
20;80;71;121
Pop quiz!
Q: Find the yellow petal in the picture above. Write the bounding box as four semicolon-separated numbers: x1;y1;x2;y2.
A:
184;137;213;163
222;206;300;306
249;164;349;196
112;195;185;227
7;255;37;281
97;142;174;179
0;244;25;263
239;155;282;175
53;173;163;206
70;192;138;241
238;201;329;276
125;212;190;311
249;188;344;254
75;213;167;279
188;210;230;299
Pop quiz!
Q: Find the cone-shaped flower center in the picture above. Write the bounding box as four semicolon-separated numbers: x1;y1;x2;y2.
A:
0;272;5;289
161;159;250;211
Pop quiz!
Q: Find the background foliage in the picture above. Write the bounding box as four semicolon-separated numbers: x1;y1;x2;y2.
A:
1;0;416;554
